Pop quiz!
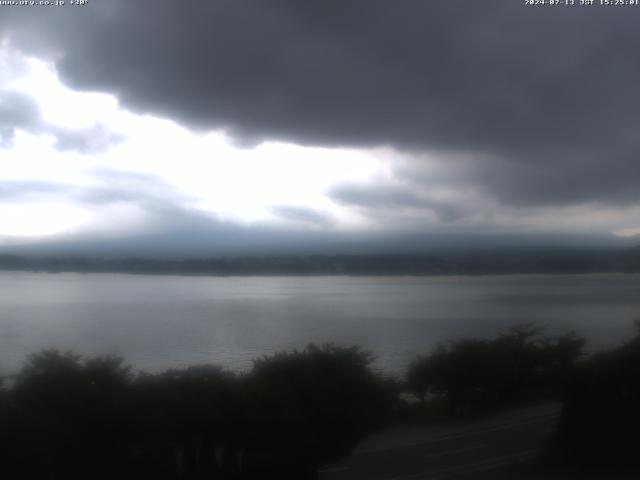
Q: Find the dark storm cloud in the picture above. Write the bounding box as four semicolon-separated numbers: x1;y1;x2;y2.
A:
4;1;640;209
270;205;333;226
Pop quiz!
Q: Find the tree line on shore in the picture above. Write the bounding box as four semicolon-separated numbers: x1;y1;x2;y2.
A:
1;324;639;478
2;247;640;276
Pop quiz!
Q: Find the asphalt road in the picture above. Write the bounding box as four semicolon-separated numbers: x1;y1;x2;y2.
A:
319;405;560;480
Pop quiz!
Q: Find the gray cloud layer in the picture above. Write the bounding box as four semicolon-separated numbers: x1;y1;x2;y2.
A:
3;1;640;218
0;90;121;153
0;170;186;212
0;91;42;147
270;205;333;227
329;183;469;222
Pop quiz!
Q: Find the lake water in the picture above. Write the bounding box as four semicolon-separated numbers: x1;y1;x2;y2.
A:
1;272;640;376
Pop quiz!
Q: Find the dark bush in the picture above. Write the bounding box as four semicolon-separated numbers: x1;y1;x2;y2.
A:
407;325;584;416
554;324;640;470
0;344;395;479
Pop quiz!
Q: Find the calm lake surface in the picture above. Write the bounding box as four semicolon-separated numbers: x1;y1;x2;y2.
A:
1;272;640;376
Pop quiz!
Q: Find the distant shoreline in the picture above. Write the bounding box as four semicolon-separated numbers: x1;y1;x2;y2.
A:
1;250;639;277
0;268;635;278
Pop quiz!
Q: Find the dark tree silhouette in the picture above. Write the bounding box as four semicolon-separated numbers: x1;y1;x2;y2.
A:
407;326;584;416
3;351;134;479
0;344;395;480
553;322;640;471
241;344;396;479
129;364;239;479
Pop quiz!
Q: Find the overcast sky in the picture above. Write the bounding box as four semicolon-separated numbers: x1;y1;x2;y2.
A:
1;0;640;254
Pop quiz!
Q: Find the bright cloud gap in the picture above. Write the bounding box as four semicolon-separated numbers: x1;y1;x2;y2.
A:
0;49;390;244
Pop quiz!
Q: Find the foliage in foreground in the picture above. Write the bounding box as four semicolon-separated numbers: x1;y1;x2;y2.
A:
552;323;640;471
406;325;585;416
6;321;640;478
0;344;395;480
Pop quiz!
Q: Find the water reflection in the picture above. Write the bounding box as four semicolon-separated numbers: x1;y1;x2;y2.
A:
0;272;639;375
